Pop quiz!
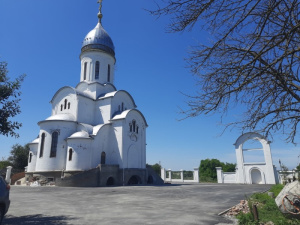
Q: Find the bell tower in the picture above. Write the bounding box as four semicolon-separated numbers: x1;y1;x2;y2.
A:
80;0;116;84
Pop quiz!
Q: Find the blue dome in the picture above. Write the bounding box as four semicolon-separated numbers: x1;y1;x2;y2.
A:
81;22;115;57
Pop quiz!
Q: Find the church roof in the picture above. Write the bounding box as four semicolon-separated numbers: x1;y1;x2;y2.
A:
69;131;90;139
81;1;115;57
98;90;137;107
30;138;39;145
45;114;76;122
111;109;148;127
81;22;115;57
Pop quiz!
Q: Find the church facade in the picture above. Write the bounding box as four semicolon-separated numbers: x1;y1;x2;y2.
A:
25;4;158;186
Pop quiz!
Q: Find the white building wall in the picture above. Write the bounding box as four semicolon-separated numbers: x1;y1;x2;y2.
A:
123;111;146;169
223;173;237;184
35;121;77;172
51;89;78;118
89;124;120;168
27;143;38;173
95;98;111;124
77;96;95;125
112;121;124;168
66;139;92;171
111;92;135;115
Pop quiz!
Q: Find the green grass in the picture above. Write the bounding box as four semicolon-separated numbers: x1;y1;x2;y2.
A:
236;184;299;225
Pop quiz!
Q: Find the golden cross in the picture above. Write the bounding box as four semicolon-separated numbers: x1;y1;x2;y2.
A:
97;0;103;23
97;0;103;13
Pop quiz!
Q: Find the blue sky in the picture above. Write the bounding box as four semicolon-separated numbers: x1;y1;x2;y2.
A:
0;0;299;170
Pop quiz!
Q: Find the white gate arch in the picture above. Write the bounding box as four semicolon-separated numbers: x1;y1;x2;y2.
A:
235;132;276;184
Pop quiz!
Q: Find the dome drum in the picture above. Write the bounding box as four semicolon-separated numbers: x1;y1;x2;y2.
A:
81;44;115;57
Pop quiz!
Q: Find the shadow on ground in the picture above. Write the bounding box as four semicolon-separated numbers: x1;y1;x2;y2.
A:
3;214;76;225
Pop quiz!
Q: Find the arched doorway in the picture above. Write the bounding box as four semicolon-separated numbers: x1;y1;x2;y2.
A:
127;175;142;185
106;177;115;186
251;169;262;184
101;152;106;164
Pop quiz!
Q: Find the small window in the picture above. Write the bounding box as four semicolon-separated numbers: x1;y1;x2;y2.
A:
101;152;106;164
39;133;45;158
136;126;139;134
95;61;100;79
129;123;133;132
84;62;87;80
64;99;67;110
68;149;73;161
118;105;120;111
29;153;33;163
60;104;63;111
50;131;58;158
132;120;136;132
68;102;71;109
107;64;111;82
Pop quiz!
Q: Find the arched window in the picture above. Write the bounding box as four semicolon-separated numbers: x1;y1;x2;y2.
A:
84;62;87;80
132;120;136;132
95;61;100;79
29;153;32;163
136;126;139;134
64;99;67;110
68;149;73;161
39;133;45;158
129;123;132;132
60;104;63;111
50;131;58;158
68;102;71;109
101;151;106;164
107;64;111;82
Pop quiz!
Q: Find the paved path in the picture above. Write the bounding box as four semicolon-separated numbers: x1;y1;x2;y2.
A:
3;183;271;225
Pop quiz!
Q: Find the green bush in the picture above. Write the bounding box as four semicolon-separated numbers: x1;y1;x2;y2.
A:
237;185;299;225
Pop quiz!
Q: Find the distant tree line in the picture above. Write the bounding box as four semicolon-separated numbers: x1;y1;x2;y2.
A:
0;143;29;173
199;158;236;182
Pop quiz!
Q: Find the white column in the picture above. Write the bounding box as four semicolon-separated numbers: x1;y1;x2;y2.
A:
167;169;172;182
194;168;199;183
161;168;166;181
5;166;12;184
216;167;223;183
180;169;184;182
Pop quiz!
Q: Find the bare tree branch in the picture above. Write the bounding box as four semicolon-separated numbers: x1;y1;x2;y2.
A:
150;0;300;143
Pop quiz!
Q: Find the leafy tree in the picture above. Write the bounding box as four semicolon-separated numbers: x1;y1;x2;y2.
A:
0;61;25;137
199;158;222;182
150;0;300;143
0;159;12;170
222;162;236;173
199;158;236;182
8;143;29;171
151;163;162;176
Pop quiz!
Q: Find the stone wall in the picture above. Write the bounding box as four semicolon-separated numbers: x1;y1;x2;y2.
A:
56;168;99;187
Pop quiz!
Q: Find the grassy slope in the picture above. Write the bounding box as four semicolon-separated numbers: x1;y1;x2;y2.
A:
236;184;300;225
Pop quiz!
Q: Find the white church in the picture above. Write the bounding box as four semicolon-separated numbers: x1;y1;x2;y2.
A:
25;3;161;186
